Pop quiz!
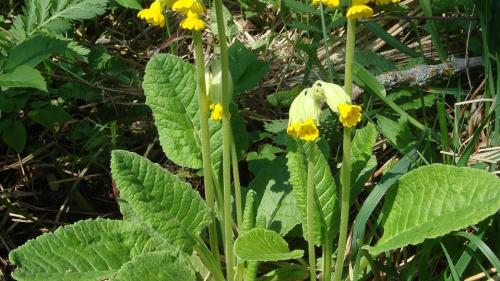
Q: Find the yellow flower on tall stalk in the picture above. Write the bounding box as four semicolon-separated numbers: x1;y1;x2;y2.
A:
314;81;362;128
372;0;400;5
206;64;233;121
172;0;205;15
137;0;166;27
180;11;206;30
287;89;323;142
311;0;340;8
346;4;373;19
338;103;362;128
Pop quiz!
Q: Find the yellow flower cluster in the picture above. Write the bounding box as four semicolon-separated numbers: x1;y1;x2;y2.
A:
311;0;340;8
137;0;206;30
287;81;363;142
347;0;400;20
209;103;223;121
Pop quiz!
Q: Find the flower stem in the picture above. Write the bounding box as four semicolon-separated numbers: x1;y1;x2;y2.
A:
195;236;226;281
231;136;243;229
306;157;316;281
333;17;356;281
214;0;235;279
193;31;221;265
319;3;334;82
323;237;333;281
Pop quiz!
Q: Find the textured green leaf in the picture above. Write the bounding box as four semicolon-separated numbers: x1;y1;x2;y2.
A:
0;66;46;91
143;54;247;170
351;123;378;197
110;251;195;281
9;219;164;281
249;157;301;236
5;34;68;70
286;140;338;246
111;150;211;252
369;164;500;255
234;228;304;261
228;41;269;94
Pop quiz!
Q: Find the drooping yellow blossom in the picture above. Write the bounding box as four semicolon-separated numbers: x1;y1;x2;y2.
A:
210;103;223;121
371;0;400;5
352;0;370;4
338;103;362;128
287;90;323;142
180;11;206;30
137;0;165;27
313;81;350;113
346;4;373;19
311;0;340;8
172;0;205;15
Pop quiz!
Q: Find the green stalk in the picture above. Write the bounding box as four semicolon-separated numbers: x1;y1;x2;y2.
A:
231;138;243;229
333;17;356;281
195;236;226;281
333;128;353;281
306;158;316;281
323;237;333;281
214;0;235;279
193;31;221;265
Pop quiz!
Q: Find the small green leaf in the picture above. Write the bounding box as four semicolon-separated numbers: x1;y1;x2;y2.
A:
9;219;166;281
234;228;304;261
28;105;73;128
110;251;195;281
228;41;269;94
0;66;47;91
111;150;212;252
1;120;27;153
282;0;320;15
5;34;68;70
114;0;142;10
287;140;338;246
353;61;386;97
351;123;378;197
369;164;500;255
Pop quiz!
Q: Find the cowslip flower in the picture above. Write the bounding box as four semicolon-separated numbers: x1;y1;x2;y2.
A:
206;64;233;121
137;0;166;27
180;11;205;30
315;81;362;128
210;103;223;121
172;0;205;15
311;0;340;8
287;89;323;142
371;0;400;5
338;103;362;128
346;4;373;19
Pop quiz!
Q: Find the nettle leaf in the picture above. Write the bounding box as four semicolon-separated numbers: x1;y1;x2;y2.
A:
0;65;46;91
143;54;247;170
287;140;338;246
249;157;301;236
234;228;304;261
9;218;164;281
111;150;212;252
5;34;68;70
369;164;500;255
110;251;195;281
228;41;269;94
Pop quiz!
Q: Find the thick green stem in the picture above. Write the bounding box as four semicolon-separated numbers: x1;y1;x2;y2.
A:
333;128;353;281
323;237;333;281
306;158;316;281
344;19;356;96
193;31;221;265
214;0;235;279
231;138;243;229
319;3;334;82
195;236;226;281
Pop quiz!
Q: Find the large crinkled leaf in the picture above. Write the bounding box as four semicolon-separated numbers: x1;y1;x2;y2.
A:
111;150;211;253
249;157;300;236
369;164;500;255
286;140;338;246
142;54;247;170
234;228;304;261
9;219;163;281
110;251;195;281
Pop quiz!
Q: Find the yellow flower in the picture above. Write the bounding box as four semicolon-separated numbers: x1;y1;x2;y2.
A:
311;0;340;8
313;81;350;113
172;0;205;15
137;0;165;27
352;0;370;4
210;103;223;121
163;0;176;8
287;90;323;142
297;118;320;141
338;103;362;128
180;11;206;30
371;0;399;5
346;4;373;19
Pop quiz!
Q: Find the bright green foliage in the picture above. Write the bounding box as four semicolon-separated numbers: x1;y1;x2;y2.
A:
0;66;46;91
228;41;270;94
287;140;338;246
350;123;378;197
110;251;195;281
114;0;142;10
248;157;301;236
9;219;164;281
242;190;257;233
111;150;212;253
370;164;500;255
143;54;204;169
143;53;247;170
258;267;309;281
234;228;304;261
4;34;68;70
